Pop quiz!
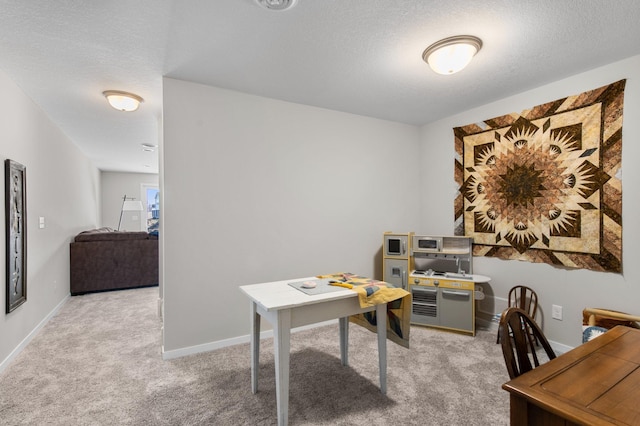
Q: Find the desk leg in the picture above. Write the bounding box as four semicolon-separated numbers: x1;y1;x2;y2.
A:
339;316;349;366
376;304;387;394
250;301;260;394
274;309;291;426
509;394;529;425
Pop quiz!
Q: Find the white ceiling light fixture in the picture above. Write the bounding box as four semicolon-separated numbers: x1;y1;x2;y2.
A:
255;0;297;11
103;90;144;112
422;35;482;75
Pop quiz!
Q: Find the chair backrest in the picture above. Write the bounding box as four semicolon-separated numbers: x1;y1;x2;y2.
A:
508;285;538;319
499;307;556;379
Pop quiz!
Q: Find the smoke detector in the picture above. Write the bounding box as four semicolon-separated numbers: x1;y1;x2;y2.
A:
255;0;297;11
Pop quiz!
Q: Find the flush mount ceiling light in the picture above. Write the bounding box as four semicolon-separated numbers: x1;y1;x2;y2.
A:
422;35;482;75
255;0;297;11
103;90;144;112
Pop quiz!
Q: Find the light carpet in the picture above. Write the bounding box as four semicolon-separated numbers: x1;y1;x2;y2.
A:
0;287;510;425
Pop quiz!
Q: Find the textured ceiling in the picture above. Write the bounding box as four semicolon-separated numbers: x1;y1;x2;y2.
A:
0;0;639;174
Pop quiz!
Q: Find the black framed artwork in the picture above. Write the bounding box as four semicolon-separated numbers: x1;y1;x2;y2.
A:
6;159;26;313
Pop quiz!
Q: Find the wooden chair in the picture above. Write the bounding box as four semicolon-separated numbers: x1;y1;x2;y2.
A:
496;285;538;344
499;307;556;379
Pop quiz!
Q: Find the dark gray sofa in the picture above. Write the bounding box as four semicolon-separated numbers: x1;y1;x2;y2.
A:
70;227;158;295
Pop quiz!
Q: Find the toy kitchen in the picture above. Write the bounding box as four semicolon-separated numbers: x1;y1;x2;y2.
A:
383;232;490;336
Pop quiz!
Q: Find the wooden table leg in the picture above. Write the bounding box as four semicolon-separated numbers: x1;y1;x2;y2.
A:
339;316;349;366
250;301;260;394
273;309;292;426
510;393;529;425
376;303;387;394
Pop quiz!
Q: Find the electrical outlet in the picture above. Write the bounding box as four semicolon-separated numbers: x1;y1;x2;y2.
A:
552;304;563;320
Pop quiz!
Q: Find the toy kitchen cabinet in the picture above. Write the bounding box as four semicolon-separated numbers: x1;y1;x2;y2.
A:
382;232;412;290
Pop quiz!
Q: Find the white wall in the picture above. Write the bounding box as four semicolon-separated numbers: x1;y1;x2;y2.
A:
162;78;422;354
420;55;640;347
0;70;100;370
162;56;640;354
101;171;158;231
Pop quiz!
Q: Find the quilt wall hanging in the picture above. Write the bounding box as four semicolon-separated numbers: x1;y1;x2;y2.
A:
454;80;625;273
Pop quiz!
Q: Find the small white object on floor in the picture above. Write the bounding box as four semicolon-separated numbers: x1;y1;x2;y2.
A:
301;281;317;289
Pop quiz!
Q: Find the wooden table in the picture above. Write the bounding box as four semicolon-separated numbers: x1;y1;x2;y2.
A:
239;277;388;426
502;326;640;425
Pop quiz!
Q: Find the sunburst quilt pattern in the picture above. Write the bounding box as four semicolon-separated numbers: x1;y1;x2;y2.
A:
454;80;625;273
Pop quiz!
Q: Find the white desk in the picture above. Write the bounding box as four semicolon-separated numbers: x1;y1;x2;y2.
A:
239;277;388;426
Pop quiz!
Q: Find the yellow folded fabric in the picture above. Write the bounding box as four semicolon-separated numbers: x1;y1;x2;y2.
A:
350;283;409;309
318;272;411;348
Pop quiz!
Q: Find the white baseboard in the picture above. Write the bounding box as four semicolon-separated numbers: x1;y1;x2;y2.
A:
162;319;338;360
548;340;573;355
476;316;498;332
477;310;574;355
160;314;575;361
0;294;71;374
